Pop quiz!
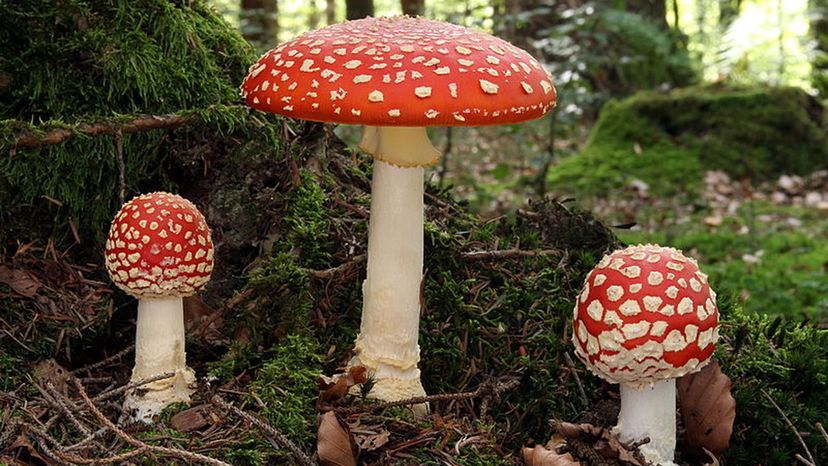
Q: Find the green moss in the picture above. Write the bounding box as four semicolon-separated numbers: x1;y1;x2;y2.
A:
620;201;828;320
249;335;323;449
548;86;828;199
719;305;828;463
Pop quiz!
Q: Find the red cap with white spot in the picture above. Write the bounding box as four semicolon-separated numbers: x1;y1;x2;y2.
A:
104;192;214;298
572;244;719;386
240;16;556;126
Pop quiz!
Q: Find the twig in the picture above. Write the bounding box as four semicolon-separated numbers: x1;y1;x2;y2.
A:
461;248;560;261
211;395;316;466
817;422;828;446
93;371;174;402
71;345;134;375
114;130;126;205
305;254;366;279
794;453;816;466
563;352;588;405
71;376;233;466
11;114;188;148
336;379;520;416
761;389;815;466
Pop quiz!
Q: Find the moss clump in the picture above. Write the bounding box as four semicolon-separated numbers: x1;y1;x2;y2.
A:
718;304;827;463
548;85;828;199
0;0;267;248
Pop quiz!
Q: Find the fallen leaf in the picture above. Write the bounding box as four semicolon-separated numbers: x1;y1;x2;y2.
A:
170;405;211;432
33;359;70;396
354;429;390;451
677;359;735;454
522;443;580;466
318;411;357;466
0;265;41;297
552;421;644;465
318;366;368;405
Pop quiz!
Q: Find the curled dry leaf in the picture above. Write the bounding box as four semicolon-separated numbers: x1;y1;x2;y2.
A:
522;443;580;466
318;366;368;405
677;359;736;454
318;411;357;466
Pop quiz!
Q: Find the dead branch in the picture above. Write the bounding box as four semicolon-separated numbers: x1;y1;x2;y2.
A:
71;345;134;375
71;376;233;466
211;395;317;466
10;114;188;148
461;248;560;261
335;379;520;416
761;389;815;466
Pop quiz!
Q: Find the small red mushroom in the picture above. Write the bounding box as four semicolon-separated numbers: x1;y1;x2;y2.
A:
105;192;214;422
240;17;556;412
572;244;719;466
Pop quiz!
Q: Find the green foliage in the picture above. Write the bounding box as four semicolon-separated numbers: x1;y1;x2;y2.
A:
0;352;23;392
549;85;828;199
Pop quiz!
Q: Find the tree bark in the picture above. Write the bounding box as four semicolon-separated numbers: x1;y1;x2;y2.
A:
326;0;337;25
240;0;279;48
346;0;374;20
401;0;425;16
811;0;828;96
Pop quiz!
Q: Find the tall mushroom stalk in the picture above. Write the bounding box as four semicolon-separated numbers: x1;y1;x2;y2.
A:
350;127;438;404
572;244;720;465
239;16;557;409
105;192;214;422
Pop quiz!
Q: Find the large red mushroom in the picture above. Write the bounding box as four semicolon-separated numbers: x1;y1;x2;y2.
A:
105;192;214;422
572;244;719;465
240;16;556;411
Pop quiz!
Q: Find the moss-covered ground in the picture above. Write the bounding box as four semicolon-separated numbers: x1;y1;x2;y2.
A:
0;1;826;465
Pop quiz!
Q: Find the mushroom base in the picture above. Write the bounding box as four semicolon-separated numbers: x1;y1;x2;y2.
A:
123;297;195;423
349;354;429;415
615;379;677;466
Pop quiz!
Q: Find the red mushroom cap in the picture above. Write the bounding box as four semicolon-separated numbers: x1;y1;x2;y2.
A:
240;16;556;127
572;244;719;386
104;192;214;298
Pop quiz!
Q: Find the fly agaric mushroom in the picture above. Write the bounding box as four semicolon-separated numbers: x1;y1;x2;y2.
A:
572;244;719;466
105;192;214;422
240;16;556;410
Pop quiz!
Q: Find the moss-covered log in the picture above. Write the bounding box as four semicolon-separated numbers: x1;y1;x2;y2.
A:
548;85;828;199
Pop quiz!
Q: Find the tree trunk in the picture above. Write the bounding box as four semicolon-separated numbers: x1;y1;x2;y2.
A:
401;0;425;16
308;0;321;30
811;0;828;96
718;0;741;29
346;0;374;20
623;0;668;30
240;0;279;48
326;0;337;25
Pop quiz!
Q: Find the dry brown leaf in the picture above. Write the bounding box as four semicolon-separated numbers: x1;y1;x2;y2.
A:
318;411;357;466
354;429;390;451
318;366;368;405
553;421;644;466
0;265;41;297
170;405;211;432
522;443;580;466
677;359;736;454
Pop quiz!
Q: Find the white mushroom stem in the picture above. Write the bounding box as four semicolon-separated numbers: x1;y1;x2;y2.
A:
615;379;677;466
351;126;438;413
123;297;195;422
